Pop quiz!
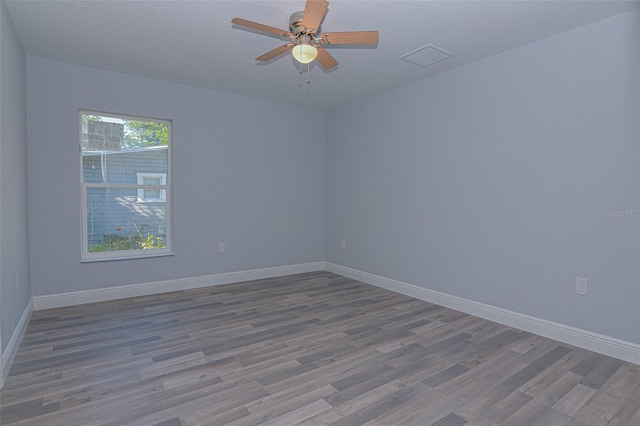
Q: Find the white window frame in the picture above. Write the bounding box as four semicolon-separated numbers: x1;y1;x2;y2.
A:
80;110;173;262
137;173;167;202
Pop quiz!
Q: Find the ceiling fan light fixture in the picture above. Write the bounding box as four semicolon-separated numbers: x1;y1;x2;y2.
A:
292;43;317;64
232;0;378;71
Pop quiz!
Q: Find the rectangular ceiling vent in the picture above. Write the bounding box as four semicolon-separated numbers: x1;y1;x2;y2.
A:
399;44;453;67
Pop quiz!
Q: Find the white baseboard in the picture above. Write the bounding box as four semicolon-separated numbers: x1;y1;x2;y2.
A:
28;260;640;365
2;298;34;386
325;262;640;365
33;262;325;310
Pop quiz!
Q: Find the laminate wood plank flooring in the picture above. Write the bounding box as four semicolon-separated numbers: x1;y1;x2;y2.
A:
1;271;638;425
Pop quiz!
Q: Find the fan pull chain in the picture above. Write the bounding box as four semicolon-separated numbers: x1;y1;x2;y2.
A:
307;62;311;84
298;60;303;86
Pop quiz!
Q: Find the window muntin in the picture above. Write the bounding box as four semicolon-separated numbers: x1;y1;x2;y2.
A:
80;111;171;261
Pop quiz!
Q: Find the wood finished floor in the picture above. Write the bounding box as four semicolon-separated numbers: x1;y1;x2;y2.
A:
1;271;638;426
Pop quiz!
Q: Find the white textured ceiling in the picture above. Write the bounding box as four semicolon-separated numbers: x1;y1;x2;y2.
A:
5;0;639;110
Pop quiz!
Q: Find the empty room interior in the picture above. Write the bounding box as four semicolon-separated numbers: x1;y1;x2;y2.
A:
1;0;639;425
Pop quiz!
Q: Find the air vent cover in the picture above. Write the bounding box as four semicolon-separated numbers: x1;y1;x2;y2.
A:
399;44;452;67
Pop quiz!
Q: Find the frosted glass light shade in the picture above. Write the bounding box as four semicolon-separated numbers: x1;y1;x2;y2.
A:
292;44;318;64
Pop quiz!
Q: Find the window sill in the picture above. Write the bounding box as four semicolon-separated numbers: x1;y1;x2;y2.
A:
81;251;174;263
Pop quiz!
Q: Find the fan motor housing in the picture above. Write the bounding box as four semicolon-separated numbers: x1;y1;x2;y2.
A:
289;11;319;35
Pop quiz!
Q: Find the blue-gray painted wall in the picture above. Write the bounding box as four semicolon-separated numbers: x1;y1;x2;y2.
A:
27;57;327;294
1;0;31;355
326;11;639;344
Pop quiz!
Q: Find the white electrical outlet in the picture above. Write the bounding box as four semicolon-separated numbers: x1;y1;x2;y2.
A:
218;242;226;254
575;278;588;296
341;239;346;249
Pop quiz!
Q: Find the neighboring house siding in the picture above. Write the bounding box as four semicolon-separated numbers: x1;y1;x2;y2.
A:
82;148;167;246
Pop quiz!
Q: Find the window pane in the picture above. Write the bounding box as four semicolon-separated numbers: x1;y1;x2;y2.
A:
143;189;161;200
143;177;162;186
82;114;169;184
86;187;167;252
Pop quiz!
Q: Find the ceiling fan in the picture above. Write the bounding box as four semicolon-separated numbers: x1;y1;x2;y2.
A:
231;0;379;70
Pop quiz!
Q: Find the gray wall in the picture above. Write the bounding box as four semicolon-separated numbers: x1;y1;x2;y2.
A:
1;0;31;354
27;57;326;296
326;11;639;344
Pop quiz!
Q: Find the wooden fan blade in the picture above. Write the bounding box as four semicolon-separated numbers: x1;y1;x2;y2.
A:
231;18;291;37
255;44;294;61
301;0;329;34
315;46;338;70
320;31;379;45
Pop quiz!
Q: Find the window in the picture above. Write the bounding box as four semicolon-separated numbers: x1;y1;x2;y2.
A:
137;173;166;202
80;111;172;261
